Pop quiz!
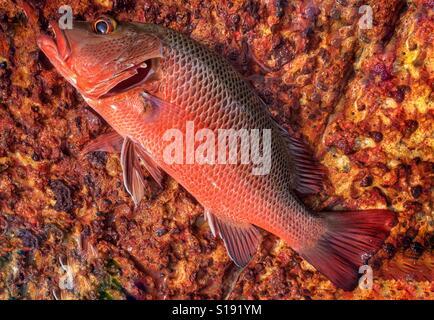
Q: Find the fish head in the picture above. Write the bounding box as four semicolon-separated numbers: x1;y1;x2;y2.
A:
37;16;163;101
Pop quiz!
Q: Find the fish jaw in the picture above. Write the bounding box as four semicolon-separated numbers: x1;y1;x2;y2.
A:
37;21;78;88
36;22;113;99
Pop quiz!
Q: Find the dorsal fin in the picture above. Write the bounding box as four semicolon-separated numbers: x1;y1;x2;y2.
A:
205;210;261;267
273;120;325;194
286;135;325;194
258;92;325;195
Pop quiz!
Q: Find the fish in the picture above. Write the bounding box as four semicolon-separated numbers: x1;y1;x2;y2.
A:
37;16;396;291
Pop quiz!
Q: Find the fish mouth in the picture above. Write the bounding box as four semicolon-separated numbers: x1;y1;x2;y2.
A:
38;21;156;100
99;59;154;99
37;21;72;62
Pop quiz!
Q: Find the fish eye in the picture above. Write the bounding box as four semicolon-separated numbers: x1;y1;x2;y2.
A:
93;16;117;34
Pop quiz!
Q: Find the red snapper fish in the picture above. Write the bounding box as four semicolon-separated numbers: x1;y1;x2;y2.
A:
37;16;396;290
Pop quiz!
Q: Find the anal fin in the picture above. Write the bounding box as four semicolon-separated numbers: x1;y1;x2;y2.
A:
205;210;261;268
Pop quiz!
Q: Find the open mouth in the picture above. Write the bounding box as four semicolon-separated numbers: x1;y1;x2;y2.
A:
38;21;156;100
100;59;154;99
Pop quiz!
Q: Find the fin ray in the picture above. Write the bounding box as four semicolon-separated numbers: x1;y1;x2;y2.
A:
80;131;123;156
135;144;164;187
120;137;146;206
120;137;164;206
205;210;261;268
300;209;396;291
269;116;325;194
286;134;326;194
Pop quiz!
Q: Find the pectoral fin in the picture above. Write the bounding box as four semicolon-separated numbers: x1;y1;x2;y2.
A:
205;210;261;268
141;92;168;109
80;131;124;156
140;91;181;122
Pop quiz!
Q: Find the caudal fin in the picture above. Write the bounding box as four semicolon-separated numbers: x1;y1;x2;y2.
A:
300;210;396;291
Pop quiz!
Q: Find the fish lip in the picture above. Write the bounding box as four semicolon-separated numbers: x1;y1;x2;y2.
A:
51;21;72;61
38;20;72;62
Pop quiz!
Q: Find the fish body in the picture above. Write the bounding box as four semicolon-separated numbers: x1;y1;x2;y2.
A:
89;24;320;249
38;17;395;290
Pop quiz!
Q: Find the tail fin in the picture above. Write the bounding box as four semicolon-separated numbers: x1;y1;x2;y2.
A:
300;210;396;291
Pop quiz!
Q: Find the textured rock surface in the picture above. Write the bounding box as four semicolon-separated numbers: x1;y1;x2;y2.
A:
0;0;432;299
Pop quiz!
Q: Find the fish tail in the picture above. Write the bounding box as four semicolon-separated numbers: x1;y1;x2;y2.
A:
299;209;396;291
